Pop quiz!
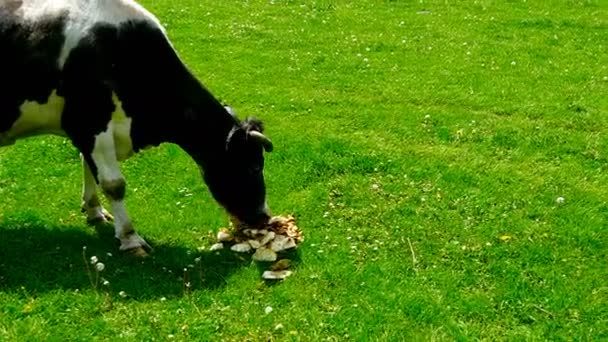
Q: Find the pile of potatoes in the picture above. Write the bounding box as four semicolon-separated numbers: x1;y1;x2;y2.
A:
209;216;303;280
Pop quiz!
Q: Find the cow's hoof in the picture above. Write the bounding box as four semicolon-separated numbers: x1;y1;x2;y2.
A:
128;247;150;258
119;234;152;257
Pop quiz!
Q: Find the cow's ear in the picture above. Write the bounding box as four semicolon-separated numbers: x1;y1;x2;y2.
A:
242;116;265;133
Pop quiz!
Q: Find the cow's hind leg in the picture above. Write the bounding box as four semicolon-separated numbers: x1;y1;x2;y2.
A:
89;128;150;256
81;153;113;224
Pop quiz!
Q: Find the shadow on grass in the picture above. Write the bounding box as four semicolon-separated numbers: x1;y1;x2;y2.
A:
0;215;253;299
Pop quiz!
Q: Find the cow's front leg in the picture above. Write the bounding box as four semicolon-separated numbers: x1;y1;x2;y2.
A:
90;129;150;255
81;153;113;224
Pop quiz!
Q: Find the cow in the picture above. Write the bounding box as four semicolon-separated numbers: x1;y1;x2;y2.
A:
0;0;273;256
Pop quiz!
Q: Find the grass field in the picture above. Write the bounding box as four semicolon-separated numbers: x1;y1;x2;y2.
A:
1;0;608;340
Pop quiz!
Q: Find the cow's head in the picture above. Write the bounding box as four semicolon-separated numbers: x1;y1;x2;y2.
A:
202;109;273;227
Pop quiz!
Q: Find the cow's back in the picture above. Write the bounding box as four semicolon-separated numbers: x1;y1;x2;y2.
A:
0;0;176;149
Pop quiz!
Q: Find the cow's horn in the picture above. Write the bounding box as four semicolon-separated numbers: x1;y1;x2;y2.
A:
248;131;273;152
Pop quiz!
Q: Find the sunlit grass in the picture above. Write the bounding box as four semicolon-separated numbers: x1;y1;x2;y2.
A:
1;0;607;340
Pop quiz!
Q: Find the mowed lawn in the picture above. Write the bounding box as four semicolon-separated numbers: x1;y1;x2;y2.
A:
1;0;607;340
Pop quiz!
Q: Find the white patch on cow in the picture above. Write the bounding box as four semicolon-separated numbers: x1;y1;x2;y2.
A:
17;0;75;21
110;93;134;161
4;89;134;161
3;90;66;142
15;0;165;67
56;0;163;67
19;0;161;27
81;154;99;205
91;128;122;185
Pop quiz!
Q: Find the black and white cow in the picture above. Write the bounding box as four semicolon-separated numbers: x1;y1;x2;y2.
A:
0;0;273;255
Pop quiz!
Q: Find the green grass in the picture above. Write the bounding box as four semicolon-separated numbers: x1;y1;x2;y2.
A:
1;0;607;340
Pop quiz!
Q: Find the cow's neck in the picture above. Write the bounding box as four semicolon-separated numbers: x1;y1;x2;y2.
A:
139;61;237;170
170;95;236;170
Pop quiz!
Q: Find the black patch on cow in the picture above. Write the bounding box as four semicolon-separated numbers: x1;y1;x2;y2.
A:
59;20;238;152
96;20;271;224
101;178;126;201
105;20;238;153
0;8;67;132
59;24;117;158
54;19;241;178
